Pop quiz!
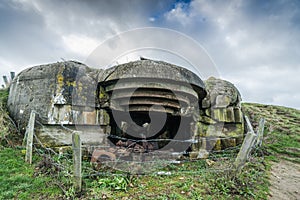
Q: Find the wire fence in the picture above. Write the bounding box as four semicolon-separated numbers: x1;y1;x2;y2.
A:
23;110;265;194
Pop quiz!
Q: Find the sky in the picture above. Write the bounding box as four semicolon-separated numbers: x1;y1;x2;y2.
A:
0;0;300;109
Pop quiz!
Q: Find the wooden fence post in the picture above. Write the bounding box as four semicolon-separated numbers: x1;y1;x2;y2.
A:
72;132;82;191
233;116;257;173
255;118;265;147
25;111;35;164
2;76;8;87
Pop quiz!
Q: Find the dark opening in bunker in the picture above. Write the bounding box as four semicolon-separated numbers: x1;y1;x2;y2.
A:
107;109;195;153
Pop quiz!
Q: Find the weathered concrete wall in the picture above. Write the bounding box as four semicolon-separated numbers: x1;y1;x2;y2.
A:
8;61;110;146
35;125;108;147
8;61;101;128
191;77;244;157
8;62;58;130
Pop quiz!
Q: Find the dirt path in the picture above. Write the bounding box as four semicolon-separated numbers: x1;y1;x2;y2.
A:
269;160;300;200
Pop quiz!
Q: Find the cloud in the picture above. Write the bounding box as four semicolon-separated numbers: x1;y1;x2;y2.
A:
148;17;156;22
161;0;300;109
223;65;300;107
163;0;300;68
0;0;162;74
0;0;176;68
164;2;192;26
0;0;299;109
20;0;176;37
62;34;101;57
0;1;68;73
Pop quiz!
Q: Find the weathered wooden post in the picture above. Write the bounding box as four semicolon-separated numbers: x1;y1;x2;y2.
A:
2;76;8;87
72;132;82;191
233;116;257;173
25;111;35;164
10;72;15;81
255;118;265;147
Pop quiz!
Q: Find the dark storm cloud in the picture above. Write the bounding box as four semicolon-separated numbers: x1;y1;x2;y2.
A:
0;0;176;79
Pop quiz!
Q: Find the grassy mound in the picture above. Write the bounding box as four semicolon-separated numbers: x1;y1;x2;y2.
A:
243;103;300;163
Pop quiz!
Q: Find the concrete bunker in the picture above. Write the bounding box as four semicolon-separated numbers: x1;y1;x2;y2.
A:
7;59;245;158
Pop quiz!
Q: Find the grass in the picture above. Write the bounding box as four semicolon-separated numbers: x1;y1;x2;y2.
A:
0;88;8;105
0;95;298;199
81;158;269;199
242;103;300;163
0;89;61;199
0;148;61;200
0;143;270;199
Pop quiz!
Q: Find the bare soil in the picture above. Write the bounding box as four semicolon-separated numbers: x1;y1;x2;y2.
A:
269;160;300;200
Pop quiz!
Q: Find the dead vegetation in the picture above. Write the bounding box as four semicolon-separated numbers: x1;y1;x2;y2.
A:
0;89;20;147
